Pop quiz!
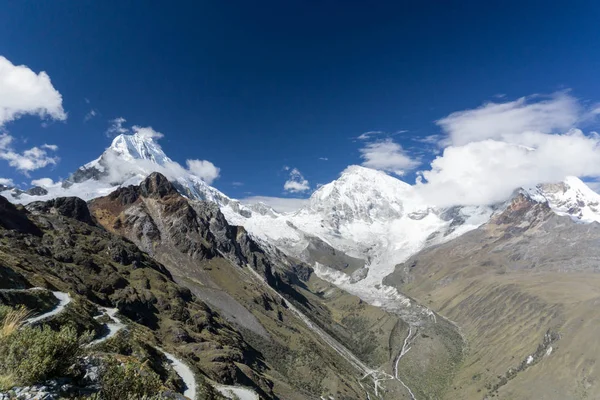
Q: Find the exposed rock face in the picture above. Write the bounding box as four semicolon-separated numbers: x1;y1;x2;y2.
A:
90;173;292;289
63;162;106;187
26;197;96;226
139;172;178;198
0;196;41;235
25;186;49;196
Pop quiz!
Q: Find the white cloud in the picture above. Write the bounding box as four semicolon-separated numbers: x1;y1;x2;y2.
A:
232;181;244;187
106;117;129;136
319;157;329;161
84;109;97;122
186;159;220;184
437;92;581;146
357;131;385;140
415;92;600;206
0;56;66;127
106;118;164;141
284;168;310;193
132;125;164;140
359;139;420;176
242;196;309;213
31;177;56;187
357;130;407;141
0;133;12;149
412;134;447;146
0;178;13;186
0;133;59;175
41;144;58;151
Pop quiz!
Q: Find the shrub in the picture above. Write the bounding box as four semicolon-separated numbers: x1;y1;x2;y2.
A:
0;323;85;386
98;358;162;400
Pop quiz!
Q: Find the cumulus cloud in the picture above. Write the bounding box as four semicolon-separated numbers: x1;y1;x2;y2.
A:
0;178;13;186
106;118;165;141
436;92;581;146
132;125;164;140
242;196;309;213
0;134;12;149
415;92;600;206
41;144;58;151
284;168;310;193
97;149;222;189
186;159;220;184
359;139;420;176
106;117;129;136
0;56;66;127
31;177;57;187
0;133;59;175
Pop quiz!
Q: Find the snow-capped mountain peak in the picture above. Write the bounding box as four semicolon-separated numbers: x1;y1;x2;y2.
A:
2;134;242;210
307;165;421;225
524;176;600;223
108;133;172;165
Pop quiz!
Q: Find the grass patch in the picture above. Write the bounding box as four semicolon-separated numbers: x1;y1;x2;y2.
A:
98;357;162;400
0;305;30;338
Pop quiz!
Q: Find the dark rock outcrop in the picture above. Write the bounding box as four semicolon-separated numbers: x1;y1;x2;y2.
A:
26;186;48;196
26;197;96;226
140;172;178;199
0;195;42;235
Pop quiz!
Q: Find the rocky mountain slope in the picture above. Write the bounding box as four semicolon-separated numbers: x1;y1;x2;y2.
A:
0;184;419;399
0;194;269;398
384;191;600;399
88;172;422;399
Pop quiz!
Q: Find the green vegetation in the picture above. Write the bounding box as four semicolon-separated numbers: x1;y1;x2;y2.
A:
0;306;91;389
97;358;162;400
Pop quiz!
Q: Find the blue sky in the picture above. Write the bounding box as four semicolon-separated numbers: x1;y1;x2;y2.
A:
2;1;600;203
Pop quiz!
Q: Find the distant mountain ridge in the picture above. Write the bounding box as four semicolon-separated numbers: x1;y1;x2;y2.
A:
3;133;600;296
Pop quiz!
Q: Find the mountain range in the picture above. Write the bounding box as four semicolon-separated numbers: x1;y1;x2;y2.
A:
3;133;600;399
4;132;600;301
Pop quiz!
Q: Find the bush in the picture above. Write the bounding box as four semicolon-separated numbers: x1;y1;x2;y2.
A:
0;323;85;386
98;358;162;400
